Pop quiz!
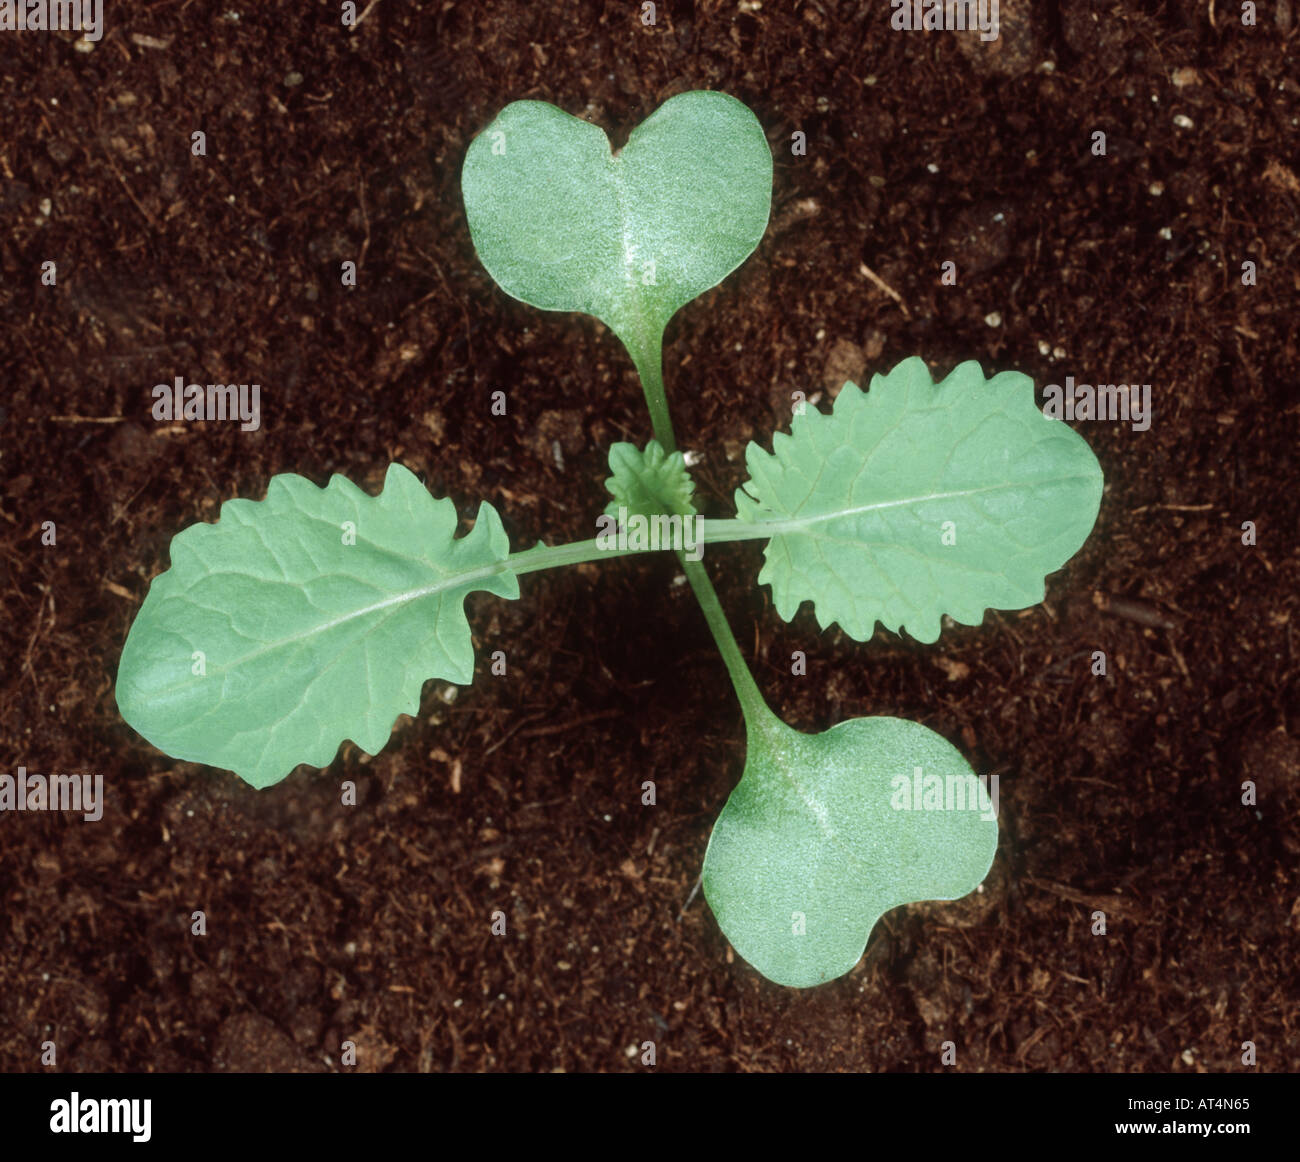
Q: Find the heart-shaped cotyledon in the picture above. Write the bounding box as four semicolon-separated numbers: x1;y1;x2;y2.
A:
461;90;772;371
703;713;999;989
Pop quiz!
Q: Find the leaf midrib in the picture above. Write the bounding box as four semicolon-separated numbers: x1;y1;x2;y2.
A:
748;474;1099;536
136;559;510;700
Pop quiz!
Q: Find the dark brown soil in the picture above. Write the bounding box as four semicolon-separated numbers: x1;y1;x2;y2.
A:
2;0;1298;1073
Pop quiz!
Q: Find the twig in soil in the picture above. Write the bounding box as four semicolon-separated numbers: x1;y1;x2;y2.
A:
857;262;911;318
1094;592;1179;631
47;415;127;423
678;873;703;921
517;709;623;739
22;584;52;697
481;711;546;757
96;133;158;229
1026;876;1144;919
1038;649;1093;679
129;33;173;51
1129;503;1214;513
1167;639;1192;684
356;171;370;270
349;0;383;30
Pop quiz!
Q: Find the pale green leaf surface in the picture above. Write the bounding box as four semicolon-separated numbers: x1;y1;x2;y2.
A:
735;357;1105;643
116;464;517;788
461;91;772;355
703;715;998;988
603;439;697;520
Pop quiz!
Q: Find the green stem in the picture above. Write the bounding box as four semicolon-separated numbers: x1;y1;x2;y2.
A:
508;516;808;579
676;552;777;733
696;517;794;543
503;518;765;579
626;334;677;453
507;536;642;576
612;331;775;732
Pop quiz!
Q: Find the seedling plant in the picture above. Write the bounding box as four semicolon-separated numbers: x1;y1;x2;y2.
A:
117;92;1103;988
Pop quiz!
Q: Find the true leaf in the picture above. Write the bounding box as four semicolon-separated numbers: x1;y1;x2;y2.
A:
734;357;1105;643
702;713;998;988
115;464;517;788
461;90;772;361
604;439;697;520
